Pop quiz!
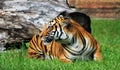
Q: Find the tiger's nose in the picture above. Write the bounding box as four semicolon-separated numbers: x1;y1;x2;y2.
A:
46;36;54;42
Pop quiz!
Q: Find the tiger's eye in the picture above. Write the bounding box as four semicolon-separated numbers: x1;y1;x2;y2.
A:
47;25;53;31
48;26;51;29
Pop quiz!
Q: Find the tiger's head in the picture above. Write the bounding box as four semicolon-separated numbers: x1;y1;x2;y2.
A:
41;15;84;45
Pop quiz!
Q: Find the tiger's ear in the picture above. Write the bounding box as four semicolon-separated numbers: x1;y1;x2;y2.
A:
58;11;68;18
64;16;71;22
58;14;70;23
58;14;69;19
63;17;71;27
58;11;70;20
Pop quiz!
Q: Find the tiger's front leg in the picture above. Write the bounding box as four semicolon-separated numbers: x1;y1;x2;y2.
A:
59;55;72;63
27;34;47;60
27;48;45;60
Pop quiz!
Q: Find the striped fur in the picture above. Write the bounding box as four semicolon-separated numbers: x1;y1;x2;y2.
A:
27;16;102;63
41;16;102;62
27;34;71;63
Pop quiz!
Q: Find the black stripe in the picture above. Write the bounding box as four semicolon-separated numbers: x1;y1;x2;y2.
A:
34;35;39;47
44;45;47;53
36;35;39;44
40;41;43;48
90;48;96;59
36;35;42;51
72;37;75;44
30;45;36;51
78;32;86;54
64;53;70;60
31;35;41;52
54;25;57;36
79;44;88;55
55;25;59;37
86;45;96;56
49;54;53;60
68;37;77;45
79;32;86;46
58;24;63;40
50;42;53;53
31;40;40;52
49;42;54;59
63;45;81;56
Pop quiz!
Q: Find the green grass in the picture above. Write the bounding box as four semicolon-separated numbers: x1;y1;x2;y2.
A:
0;19;120;70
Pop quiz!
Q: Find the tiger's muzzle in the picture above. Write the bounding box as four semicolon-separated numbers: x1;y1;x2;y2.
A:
45;36;54;43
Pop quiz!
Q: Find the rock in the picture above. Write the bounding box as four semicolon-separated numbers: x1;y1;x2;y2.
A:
0;32;8;51
0;0;73;51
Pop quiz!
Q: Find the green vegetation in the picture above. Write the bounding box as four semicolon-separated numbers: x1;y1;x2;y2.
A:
0;19;120;70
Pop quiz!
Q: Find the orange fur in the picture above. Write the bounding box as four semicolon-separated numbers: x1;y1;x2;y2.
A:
27;33;71;63
69;19;102;61
27;17;102;63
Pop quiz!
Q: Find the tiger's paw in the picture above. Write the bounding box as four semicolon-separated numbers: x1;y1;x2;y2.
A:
60;59;72;63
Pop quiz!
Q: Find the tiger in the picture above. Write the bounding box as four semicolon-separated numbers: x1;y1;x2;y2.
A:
27;16;102;63
40;16;102;62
